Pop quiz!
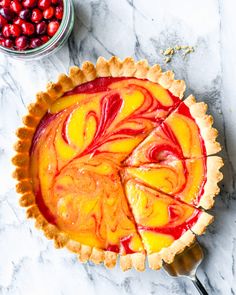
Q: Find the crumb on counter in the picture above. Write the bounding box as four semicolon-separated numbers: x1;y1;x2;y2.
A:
160;45;195;63
163;47;175;56
175;45;181;50
164;57;171;63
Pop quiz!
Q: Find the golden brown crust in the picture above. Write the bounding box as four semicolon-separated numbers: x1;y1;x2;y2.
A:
78;245;92;263
57;74;74;92
120;253;146;272
36;91;52;106
14;140;31;153
169;80;186;99
16;127;34;140
82;62;97;81
22;115;40;128
199;156;224;209
134;60;149;79
12;153;29;167
19;193;35;207
69;66;86;86
90;248;105;265
158;230;196;265
16;180;32;194
94;56;186;98
13;167;29;181
120;254;132;271
54;233;69;248
158;70;175;89
130;253;146;271
66;240;81;253
28;102;47;117
46;82;64;100
148;252;163;270
121;57;137;77
104;251;117;269
42;223;59;239
96;57;111;77
12;56;218;272
108;56;123;77
147;64;162;82
191;211;214;235
184;95;222;155
34;214;48;229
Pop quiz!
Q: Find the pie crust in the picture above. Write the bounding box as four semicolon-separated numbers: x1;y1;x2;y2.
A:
183;94;221;156
12;56;222;271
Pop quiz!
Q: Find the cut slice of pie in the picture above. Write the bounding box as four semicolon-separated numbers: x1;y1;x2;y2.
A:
126;95;221;166
12;56;222;271
124;180;213;270
123;156;223;209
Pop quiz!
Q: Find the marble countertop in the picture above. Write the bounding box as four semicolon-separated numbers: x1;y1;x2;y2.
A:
0;0;236;294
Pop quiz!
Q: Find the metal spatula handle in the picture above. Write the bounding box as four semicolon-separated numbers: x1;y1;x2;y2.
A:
191;275;208;295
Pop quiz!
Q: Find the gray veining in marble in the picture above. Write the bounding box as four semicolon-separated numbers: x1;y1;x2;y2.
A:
0;0;236;294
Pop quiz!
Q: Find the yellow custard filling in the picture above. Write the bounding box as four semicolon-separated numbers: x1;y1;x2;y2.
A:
29;77;206;255
124;158;206;206
124;181;202;254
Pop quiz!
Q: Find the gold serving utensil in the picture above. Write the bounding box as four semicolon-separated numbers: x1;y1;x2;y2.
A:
163;241;208;295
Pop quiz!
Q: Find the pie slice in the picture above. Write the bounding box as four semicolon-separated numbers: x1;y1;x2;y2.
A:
123;156;223;209
124;180;213;270
126;95;221;166
12;56;222;272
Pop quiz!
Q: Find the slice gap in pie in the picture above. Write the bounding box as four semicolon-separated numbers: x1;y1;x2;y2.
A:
125;95;222;166
12;56;222;271
123;156;223;209
124;180;213;270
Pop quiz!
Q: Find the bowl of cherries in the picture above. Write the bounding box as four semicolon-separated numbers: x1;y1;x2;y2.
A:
0;0;74;59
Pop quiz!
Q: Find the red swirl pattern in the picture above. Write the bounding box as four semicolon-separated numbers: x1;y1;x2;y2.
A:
30;77;207;255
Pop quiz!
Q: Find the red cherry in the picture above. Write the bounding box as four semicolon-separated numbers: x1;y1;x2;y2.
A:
22;0;36;8
4;37;13;48
0;15;7;28
10;0;22;14
53;0;63;4
38;0;51;10
10;23;21;36
0;0;11;7
43;6;54;19
0;36;5;46
19;8;31;20
55;5;63;20
30;37;42;48
41;34;49;44
47;20;59;36
2;24;11;37
13;17;25;25
15;35;28;50
0;0;63;52
0;7;14;20
21;22;34;35
36;21;47;34
31;8;43;23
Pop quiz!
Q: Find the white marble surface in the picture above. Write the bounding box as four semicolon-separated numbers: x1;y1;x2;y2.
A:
0;0;236;294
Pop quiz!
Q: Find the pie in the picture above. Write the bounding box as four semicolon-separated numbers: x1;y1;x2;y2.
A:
12;56;223;271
